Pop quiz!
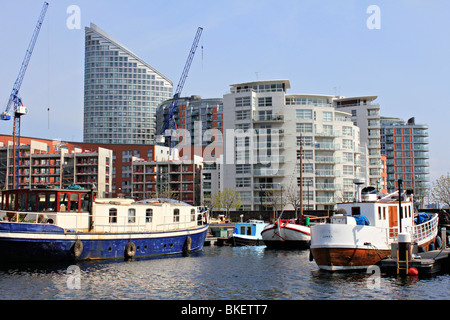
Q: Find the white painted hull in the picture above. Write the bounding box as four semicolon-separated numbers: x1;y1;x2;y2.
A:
261;222;311;249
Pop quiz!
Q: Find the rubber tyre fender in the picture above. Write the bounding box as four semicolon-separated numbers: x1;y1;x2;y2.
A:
185;235;192;252
72;240;83;258
125;241;136;259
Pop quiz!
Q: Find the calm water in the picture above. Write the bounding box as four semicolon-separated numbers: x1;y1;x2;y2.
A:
0;245;448;300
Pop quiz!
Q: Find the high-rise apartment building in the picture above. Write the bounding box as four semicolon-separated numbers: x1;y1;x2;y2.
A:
156;95;223;149
380;116;430;203
334;96;382;187
84;23;173;144
221;80;365;211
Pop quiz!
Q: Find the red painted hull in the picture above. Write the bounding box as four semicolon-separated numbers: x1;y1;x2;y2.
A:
311;247;391;271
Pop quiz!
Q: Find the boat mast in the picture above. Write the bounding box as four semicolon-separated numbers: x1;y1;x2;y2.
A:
299;133;303;222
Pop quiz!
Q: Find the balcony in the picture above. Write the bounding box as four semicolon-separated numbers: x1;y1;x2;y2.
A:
315;170;340;177
315;183;341;190
253;169;284;176
315;143;340;150
315;196;336;204
253;114;284;122
314;131;340;137
315;156;340;163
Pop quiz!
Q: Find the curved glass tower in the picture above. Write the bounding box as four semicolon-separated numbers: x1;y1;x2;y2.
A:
83;23;173;144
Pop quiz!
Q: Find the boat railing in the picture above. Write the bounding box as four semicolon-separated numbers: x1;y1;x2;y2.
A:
0;210;58;225
0;210;200;233
406;213;439;244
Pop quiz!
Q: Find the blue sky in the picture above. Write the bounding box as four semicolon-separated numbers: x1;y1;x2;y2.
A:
0;0;449;181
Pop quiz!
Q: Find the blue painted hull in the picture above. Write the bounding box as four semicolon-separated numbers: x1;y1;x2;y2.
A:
0;222;208;262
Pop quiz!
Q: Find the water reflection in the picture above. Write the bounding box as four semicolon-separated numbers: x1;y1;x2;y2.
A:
0;246;447;300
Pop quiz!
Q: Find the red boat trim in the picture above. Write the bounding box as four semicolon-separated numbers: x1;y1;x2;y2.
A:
262;224;311;236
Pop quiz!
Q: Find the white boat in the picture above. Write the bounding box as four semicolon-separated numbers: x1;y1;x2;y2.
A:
231;219;268;246
0;187;209;262
261;219;311;249
310;185;439;271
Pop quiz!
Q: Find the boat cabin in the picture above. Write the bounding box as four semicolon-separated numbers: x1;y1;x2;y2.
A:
1;188;207;233
233;220;266;238
333;189;415;238
1;188;94;214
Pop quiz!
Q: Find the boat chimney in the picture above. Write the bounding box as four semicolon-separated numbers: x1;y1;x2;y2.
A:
353;179;365;203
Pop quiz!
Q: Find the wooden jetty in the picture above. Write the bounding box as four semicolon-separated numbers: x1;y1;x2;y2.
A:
204;237;231;246
204;223;235;246
380;248;450;275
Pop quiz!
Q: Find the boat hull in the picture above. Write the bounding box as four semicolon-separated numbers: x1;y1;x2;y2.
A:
0;222;208;262
310;247;391;271
230;235;265;246
261;223;311;249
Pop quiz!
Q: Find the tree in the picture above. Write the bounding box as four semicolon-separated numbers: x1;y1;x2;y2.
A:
214;188;241;218
263;188;285;220
285;183;301;220
430;173;450;207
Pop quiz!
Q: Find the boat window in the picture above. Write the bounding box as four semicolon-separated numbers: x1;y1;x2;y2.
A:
145;209;153;223
191;209;196;221
18;193;27;211
59;193;68;211
240;226;246;234
69;193;79;212
109;208;117;223
351;207;360;216
80;194;89;212
378;207;381;220
8;193;16;211
48;193;56;211
247;226;252;235
128;208;136;223
28;193;36;211
38;193;46;212
173;209;180;222
383;207;386;220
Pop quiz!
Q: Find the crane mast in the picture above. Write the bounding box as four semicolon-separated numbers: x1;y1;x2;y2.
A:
1;2;49;189
159;27;203;151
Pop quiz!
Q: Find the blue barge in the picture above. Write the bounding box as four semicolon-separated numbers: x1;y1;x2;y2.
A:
0;187;209;262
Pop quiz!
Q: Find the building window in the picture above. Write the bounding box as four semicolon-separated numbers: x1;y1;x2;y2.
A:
235;110;251;120
109;208;117;223
296;123;313;133
236;164;251;174
323;112;333;122
235;97;251;107
258;97;272;107
236;177;251;188
295;109;312;119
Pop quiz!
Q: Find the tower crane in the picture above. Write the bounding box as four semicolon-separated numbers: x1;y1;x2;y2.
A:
1;2;49;189
158;27;203;151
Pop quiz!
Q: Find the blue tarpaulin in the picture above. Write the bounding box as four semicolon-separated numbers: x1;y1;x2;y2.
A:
353;215;370;226
414;213;432;225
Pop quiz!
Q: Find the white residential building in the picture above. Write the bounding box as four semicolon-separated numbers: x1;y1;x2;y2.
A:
334;96;382;187
221;80;365;211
